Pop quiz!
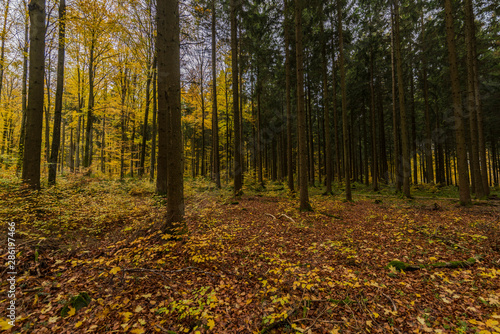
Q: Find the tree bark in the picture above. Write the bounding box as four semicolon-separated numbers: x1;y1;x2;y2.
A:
443;0;471;205
231;0;243;196
337;0;351;201
22;0;46;190
284;0;294;192
48;0;66;185
211;0;221;188
158;0;184;230
420;7;434;184
295;0;311;210
150;57;158;181
393;0;410;197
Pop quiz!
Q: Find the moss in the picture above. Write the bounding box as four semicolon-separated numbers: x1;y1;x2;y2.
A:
387;260;408;271
61;292;91;317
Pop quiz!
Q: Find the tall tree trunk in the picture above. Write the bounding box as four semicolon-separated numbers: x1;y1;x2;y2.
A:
410;68;417;185
84;36;95;168
393;0;410;197
150;57;158;181
18;0;28;175
0;0;10;122
200;53;206;177
69;126;74;172
120;66;129;180
284;0;294;192
211;0;221;188
369;34;378;191
464;0;487;197
464;0;483;197
48;0;66;185
256;75;264;187
420;7;434;184
231;0;242;196
22;0;46;189
139;61;153;177
158;0;184;229
295;0;311;210
444;0;471;205
338;0;351;201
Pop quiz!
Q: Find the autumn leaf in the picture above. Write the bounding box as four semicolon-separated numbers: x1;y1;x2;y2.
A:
67;306;76;317
0;319;13;330
110;266;121;275
207;318;215;330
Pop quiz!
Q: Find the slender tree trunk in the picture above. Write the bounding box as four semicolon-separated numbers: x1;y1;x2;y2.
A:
200;53;206;177
393;0;410;197
69;126;74;172
338;0;351;201
444;0;471;205
369;36;378;191
48;0;66;185
139;61;153;177
0;0;10;123
211;0;221;188
333;57;341;182
84;36;95;168
150;57;158;181
22;0;46;189
256;76;263;187
284;0;294;192
295;0;311;210
158;0;184;229
420;7;434;184
231;0;242;196
17;0;29;175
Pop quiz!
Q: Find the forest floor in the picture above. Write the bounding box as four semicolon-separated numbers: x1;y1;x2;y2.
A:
1;172;500;334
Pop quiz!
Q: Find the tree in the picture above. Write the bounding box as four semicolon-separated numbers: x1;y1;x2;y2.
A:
393;0;410;198
337;0;351;202
211;0;221;188
231;0;242;196
443;0;471;205
22;0;46;189
284;0;294;193
295;0;311;210
48;0;66;185
321;3;332;194
157;0;184;230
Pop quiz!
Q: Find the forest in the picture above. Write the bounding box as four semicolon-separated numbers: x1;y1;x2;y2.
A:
0;0;499;332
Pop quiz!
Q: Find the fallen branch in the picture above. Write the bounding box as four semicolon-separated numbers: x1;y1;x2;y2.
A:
265;213;276;220
279;214;296;223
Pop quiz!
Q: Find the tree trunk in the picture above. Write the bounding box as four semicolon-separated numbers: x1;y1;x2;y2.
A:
338;0;351;201
22;0;46;190
211;0;221;188
48;0;66;185
256;75;264;187
295;0;311;210
420;7;434;184
444;0;471;205
17;0;28;175
284;0;294;192
150;57;158;181
139;61;153;177
158;0;185;229
231;0;242;196
369;35;378;191
393;0;410;197
84;36;96;168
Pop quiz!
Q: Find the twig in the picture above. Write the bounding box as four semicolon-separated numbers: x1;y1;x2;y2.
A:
279;214;296;223
155;324;171;332
381;292;397;313
265;213;276;220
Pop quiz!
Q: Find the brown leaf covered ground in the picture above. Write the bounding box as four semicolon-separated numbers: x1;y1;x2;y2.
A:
1;175;499;333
